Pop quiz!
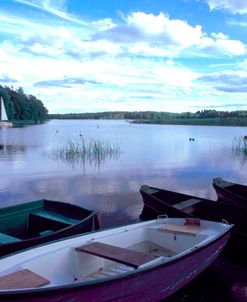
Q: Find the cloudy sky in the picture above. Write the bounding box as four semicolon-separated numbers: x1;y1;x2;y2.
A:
1;0;247;113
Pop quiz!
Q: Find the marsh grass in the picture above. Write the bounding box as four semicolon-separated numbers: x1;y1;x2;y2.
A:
232;137;247;166
232;136;247;158
51;137;121;167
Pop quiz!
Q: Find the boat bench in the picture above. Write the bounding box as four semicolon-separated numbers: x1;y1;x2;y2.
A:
28;213;70;235
158;223;202;236
0;232;21;244
173;198;201;211
31;210;78;226
0;269;49;290
75;242;158;269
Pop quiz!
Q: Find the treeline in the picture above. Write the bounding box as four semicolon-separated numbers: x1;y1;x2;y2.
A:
49;111;177;120
49;109;247;120
0;86;48;122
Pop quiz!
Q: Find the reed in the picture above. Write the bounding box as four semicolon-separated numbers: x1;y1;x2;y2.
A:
51;137;121;166
232;136;247;155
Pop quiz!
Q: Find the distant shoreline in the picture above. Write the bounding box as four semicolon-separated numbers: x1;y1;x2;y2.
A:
48;110;247;127
131;118;247;127
48;116;247;127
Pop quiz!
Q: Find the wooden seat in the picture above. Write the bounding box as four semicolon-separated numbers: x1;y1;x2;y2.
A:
0;269;50;290
173;198;201;210
30;210;77;225
158;223;202;236
75;242;158;269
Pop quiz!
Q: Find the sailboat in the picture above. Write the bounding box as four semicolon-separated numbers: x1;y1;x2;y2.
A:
0;96;12;127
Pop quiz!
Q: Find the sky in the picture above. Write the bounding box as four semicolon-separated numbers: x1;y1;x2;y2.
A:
1;1;247;113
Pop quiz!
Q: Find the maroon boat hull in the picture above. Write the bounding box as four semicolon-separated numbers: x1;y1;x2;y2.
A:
1;232;230;302
213;177;247;209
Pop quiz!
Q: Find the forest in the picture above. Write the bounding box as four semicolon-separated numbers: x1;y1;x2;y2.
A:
49;109;247;126
0;86;48;123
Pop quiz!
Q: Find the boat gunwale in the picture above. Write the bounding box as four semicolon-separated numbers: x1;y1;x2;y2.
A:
0;199;96;219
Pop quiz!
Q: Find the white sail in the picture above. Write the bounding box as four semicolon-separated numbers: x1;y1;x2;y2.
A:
0;97;8;121
0;96;12;127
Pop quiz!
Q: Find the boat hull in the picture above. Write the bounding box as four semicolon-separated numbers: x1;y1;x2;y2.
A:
0;232;230;302
213;177;247;209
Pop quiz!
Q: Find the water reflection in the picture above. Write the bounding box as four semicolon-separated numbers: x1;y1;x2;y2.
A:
0;144;26;153
1;120;247;209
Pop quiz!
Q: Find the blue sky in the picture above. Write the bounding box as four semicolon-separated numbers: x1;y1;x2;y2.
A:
1;0;247;113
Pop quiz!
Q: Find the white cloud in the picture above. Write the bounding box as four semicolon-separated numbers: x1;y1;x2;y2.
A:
13;0;86;24
124;12;204;48
199;33;246;56
1;5;247;113
94;12;246;58
92;18;116;31
205;0;247;14
198;70;247;93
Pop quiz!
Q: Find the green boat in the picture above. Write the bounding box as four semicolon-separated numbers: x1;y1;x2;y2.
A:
0;200;100;257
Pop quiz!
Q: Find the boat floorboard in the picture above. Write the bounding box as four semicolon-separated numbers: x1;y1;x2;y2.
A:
130;241;176;257
80;241;175;282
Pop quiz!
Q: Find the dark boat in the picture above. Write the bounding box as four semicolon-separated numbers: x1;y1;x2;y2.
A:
213;177;247;208
0;217;232;302
139;184;247;267
0;199;100;257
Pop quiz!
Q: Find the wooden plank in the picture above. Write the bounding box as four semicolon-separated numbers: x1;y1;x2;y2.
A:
158;223;202;235
0;269;50;290
75;242;158;269
31;210;77;225
173;198;201;210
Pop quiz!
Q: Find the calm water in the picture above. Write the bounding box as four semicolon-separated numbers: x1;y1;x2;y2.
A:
0;119;247;227
0;119;246;301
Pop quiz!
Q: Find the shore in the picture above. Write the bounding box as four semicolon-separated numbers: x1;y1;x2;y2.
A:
132;118;247;127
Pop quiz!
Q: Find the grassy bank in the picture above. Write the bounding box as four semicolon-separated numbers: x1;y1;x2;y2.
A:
132;118;247;127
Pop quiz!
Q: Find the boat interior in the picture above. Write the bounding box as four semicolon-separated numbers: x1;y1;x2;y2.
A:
0;201;80;244
223;184;247;198
0;219;216;290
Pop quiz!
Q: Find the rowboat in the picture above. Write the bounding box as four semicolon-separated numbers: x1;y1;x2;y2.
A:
0;200;100;257
213;177;247;208
0;217;232;302
140;184;247;267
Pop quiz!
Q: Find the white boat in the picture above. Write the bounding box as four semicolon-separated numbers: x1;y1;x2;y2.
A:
0;217;233;302
0;96;12;127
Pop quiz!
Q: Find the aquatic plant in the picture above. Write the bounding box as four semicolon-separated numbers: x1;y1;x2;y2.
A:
232;136;247;156
50;137;121;167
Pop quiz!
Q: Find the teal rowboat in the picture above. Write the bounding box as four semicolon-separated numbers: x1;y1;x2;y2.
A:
0;200;100;257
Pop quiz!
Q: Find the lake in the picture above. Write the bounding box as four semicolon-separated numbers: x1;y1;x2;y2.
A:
0;119;246;301
0;119;247;227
